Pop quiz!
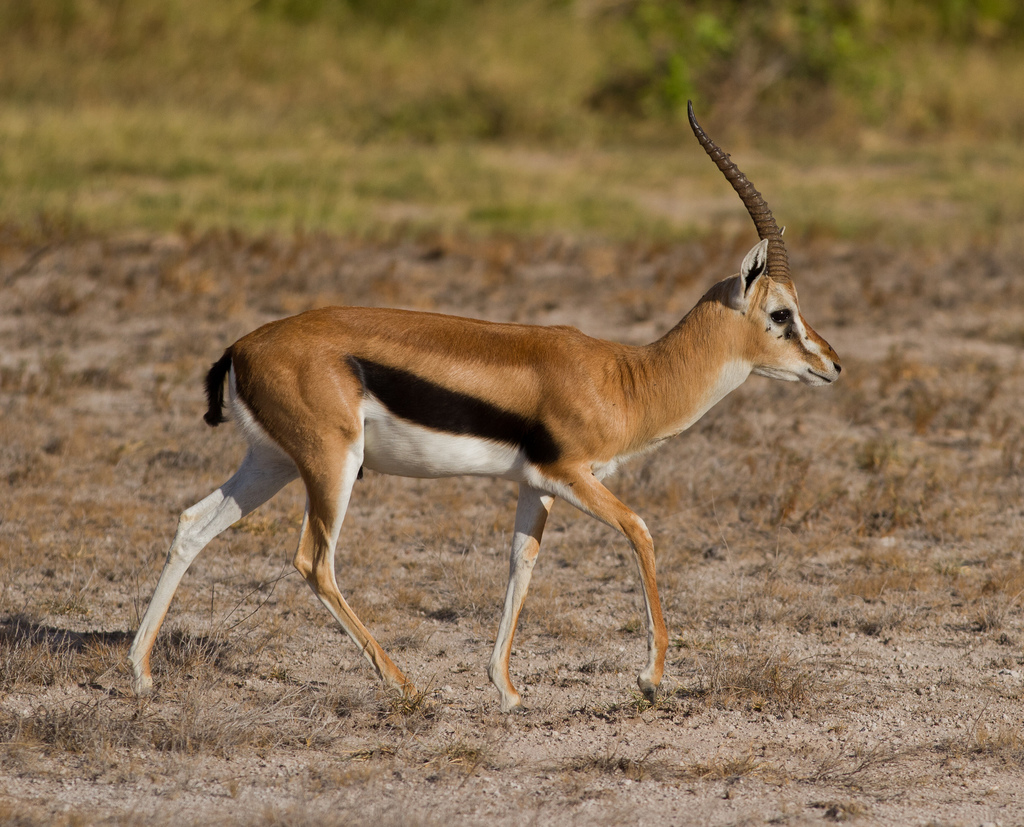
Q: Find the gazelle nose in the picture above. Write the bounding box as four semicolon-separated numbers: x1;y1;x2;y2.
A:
834;363;842;374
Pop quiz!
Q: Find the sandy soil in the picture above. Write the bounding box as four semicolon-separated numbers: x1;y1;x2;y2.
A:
1;225;1023;826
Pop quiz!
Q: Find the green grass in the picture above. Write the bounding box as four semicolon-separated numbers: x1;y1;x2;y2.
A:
2;0;1024;243
2;101;1022;244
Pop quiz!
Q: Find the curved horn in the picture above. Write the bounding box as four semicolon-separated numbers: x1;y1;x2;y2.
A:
687;101;790;282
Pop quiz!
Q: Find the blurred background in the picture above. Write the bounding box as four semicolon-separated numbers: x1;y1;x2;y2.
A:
1;0;1022;242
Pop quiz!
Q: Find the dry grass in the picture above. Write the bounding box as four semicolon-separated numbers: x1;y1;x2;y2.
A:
674;639;823;714
2;226;1024;824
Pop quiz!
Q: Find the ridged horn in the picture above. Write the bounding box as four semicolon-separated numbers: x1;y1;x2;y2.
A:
687;100;790;283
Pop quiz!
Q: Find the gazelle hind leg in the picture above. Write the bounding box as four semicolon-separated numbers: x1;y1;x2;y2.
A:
487;485;553;712
129;444;298;695
292;440;415;698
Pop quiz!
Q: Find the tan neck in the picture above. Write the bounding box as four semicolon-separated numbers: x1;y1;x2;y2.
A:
631;280;751;443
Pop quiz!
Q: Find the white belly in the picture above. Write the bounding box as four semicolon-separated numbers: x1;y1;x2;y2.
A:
361;398;526;480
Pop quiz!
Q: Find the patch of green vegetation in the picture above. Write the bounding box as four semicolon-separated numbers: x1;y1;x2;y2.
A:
3;102;1023;242
0;1;1022;240
3;0;1023;142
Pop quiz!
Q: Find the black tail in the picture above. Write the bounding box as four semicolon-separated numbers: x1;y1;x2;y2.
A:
203;350;233;427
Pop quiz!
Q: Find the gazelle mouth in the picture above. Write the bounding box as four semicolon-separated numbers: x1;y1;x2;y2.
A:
808;369;836;383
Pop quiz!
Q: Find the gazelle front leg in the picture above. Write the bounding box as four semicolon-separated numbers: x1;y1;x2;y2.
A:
487;485;554;712
554;468;668;702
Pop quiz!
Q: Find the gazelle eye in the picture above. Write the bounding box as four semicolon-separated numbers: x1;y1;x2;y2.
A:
770;309;792;325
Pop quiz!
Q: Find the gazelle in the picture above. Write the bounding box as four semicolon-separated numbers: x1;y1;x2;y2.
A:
128;103;840;712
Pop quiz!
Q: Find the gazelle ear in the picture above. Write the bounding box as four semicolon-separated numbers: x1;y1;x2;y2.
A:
739;239;769;297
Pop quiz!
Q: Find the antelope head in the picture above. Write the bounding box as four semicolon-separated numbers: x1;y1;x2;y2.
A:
688;101;841;386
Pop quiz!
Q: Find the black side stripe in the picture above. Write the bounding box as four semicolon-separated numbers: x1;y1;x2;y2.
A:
346;356;561;465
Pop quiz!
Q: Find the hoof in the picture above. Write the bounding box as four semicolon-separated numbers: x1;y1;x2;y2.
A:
498;691;526;714
385;682;426;711
637;676;659;703
132;675;154;697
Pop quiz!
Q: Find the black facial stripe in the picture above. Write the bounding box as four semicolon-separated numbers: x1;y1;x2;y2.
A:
346;356;561;465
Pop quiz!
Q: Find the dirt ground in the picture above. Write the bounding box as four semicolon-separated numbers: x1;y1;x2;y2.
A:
2;224;1023;826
